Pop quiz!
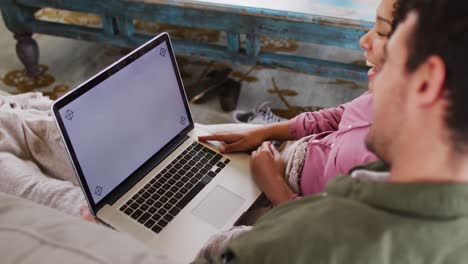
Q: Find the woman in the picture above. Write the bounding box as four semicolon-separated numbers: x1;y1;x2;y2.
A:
199;0;403;206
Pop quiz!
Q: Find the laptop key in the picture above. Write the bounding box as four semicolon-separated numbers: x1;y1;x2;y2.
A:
215;168;221;173
174;192;183;199
169;207;180;216
140;204;149;211
152;225;162;234
138;212;151;223
189;178;198;184
145;219;156;228
201;175;213;185
158;219;168;228
147;198;156;205
170;186;178;193
185;182;194;189
124;208;134;215
157;189;165;195
130;203;138;210
148;207;157;214
160;197;168;203
175;181;183;188
211;154;222;163
180;187;188;194
194;144;202;151
168;178;176;185
205;148;216;155
131;209;143;219
163;214;173;222
155;201;163;208
169;198;178;205
163;203;172;210
151;193;160;201
136;197;145;204
142;192;150;199
208;171;217;178
176;182;205;209
151;213;162;222
158;208;167;215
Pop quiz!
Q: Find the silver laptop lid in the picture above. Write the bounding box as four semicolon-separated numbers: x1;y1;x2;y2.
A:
52;33;193;214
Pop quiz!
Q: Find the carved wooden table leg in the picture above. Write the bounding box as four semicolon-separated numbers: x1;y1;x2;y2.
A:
14;33;41;78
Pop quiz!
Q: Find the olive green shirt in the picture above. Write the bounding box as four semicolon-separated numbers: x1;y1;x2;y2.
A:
195;162;468;263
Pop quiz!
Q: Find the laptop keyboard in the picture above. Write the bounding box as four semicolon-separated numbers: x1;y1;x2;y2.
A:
119;141;230;234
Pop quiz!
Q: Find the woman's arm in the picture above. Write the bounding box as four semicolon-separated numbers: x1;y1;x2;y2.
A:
289;106;345;139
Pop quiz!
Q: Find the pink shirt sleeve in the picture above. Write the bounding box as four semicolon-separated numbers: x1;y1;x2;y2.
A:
288;106;345;140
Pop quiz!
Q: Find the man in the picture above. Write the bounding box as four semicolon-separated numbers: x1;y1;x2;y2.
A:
194;0;468;263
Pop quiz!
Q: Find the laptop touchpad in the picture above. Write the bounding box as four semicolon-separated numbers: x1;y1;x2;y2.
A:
192;185;245;229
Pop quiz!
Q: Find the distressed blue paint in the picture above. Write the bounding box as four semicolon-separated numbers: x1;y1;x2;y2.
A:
117;16;135;37
13;0;371;50
0;0;373;82
245;31;260;60
102;15;117;36
226;32;239;53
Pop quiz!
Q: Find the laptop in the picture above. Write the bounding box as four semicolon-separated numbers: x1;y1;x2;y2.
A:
52;32;261;262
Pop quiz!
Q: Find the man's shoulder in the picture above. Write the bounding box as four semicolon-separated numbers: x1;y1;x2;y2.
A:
224;191;468;264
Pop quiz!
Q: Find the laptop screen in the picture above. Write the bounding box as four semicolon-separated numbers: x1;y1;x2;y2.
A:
57;40;190;204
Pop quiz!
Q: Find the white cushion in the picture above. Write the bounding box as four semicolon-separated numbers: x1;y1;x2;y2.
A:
0;192;177;264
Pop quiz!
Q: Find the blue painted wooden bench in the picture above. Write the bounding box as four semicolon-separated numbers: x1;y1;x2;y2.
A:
0;0;377;82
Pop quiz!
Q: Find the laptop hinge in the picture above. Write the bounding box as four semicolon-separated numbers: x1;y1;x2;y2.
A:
105;134;190;206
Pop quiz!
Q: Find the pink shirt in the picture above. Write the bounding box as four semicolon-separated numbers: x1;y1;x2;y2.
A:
288;91;377;196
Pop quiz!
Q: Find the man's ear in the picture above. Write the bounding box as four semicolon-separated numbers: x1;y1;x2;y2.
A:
416;55;447;106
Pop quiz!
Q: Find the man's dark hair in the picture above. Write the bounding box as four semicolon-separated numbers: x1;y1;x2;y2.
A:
394;0;468;151
392;0;410;33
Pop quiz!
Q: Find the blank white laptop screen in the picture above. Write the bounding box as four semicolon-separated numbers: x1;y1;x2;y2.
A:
58;41;189;204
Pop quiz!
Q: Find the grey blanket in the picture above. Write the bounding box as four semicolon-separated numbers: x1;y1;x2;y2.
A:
0;92;85;215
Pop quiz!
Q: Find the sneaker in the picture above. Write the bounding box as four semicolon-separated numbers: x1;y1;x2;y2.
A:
233;101;287;124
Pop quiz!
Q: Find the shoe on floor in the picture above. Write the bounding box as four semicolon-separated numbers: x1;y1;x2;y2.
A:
219;79;241;112
233;101;287;124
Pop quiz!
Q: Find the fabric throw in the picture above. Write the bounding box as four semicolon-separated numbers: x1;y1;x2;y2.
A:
0;92;85;216
280;136;313;194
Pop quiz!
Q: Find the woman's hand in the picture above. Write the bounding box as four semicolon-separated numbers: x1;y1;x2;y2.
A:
251;142;294;206
198;128;269;153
